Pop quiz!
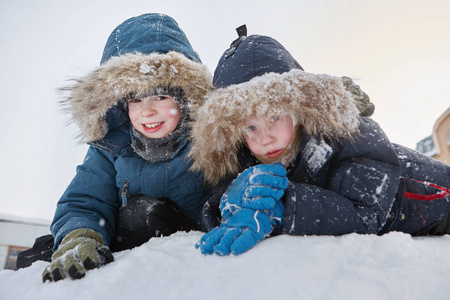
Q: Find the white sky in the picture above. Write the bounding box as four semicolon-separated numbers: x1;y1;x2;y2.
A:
1;0;449;222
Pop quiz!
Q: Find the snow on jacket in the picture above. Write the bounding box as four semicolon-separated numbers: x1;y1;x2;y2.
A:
189;33;450;236
51;14;212;249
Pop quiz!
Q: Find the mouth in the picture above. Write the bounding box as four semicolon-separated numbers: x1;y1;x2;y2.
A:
265;149;284;158
142;122;164;133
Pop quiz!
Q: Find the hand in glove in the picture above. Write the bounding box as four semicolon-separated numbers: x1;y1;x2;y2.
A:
220;163;288;220
341;76;375;117
42;228;114;282
197;200;285;256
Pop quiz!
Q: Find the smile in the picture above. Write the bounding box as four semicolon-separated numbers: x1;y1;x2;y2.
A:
141;122;165;133
144;122;163;129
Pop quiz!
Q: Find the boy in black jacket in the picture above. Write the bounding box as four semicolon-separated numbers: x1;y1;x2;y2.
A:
189;26;450;255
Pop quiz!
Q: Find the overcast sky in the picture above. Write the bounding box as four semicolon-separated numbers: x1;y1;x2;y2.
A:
1;0;449;222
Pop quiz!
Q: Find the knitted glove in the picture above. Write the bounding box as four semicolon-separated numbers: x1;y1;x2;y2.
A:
42;228;114;282
197;201;284;256
341;76;375;117
220;163;288;220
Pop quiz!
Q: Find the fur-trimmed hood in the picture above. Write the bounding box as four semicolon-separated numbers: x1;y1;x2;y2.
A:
61;14;212;144
189;69;360;184
188;31;360;185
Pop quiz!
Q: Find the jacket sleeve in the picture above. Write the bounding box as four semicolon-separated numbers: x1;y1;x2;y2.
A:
199;179;231;232
50;146;120;250
281;118;402;235
199;149;257;232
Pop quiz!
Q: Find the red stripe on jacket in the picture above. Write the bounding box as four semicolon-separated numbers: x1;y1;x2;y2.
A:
404;179;450;201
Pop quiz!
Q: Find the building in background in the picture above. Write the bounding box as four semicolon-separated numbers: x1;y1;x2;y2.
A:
0;215;50;270
416;108;450;164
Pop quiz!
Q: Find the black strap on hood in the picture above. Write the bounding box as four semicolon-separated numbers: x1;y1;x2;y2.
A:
224;25;248;59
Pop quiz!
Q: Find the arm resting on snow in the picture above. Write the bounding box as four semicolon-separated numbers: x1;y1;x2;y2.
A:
50;146;120;250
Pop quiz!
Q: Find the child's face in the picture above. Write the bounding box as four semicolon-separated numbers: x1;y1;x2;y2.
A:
244;115;294;160
128;95;181;139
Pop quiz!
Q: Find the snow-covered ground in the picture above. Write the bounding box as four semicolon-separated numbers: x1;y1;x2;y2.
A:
1;231;449;300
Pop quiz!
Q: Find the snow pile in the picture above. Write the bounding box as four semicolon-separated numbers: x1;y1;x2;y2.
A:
1;231;450;300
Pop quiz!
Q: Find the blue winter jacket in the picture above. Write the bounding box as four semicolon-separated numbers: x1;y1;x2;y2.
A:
51;14;212;249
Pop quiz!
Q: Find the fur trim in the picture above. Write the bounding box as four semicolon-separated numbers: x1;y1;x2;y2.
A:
62;51;212;143
189;69;361;185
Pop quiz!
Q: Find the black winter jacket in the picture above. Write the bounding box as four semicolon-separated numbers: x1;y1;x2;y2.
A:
201;117;450;236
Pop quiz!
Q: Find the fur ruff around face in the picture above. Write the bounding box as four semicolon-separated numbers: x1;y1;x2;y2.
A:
61;51;212;143
189;69;361;185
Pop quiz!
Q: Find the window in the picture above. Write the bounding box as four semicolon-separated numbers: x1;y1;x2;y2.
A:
416;136;436;156
4;246;28;270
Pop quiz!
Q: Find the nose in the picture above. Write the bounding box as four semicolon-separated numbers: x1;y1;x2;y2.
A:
258;129;275;146
141;99;157;117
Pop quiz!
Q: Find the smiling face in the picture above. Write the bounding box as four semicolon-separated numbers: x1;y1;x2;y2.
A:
244;115;294;162
128;95;181;139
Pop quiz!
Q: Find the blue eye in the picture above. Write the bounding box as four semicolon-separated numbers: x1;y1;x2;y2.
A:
247;125;256;132
127;98;141;103
155;95;169;101
270;116;280;122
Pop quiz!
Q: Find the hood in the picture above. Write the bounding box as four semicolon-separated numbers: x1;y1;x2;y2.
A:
189;32;360;185
62;13;212;144
213;33;303;88
100;13;202;64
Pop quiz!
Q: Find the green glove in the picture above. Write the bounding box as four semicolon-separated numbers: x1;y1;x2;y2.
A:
42;228;114;282
341;76;375;117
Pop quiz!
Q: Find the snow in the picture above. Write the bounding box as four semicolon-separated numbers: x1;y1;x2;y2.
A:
169;108;179;116
303;137;333;172
2;231;450;300
139;63;154;74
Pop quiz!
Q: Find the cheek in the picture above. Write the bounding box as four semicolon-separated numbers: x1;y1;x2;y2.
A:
128;109;138;123
128;110;144;134
162;106;181;127
167;109;181;124
274;119;294;147
280;128;294;146
245;137;263;155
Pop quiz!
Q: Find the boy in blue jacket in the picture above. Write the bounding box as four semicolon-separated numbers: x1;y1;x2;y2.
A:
189;26;450;256
17;13;212;281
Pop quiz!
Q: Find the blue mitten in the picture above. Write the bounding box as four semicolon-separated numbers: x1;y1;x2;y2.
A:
267;198;285;229
220;163;288;220
197;203;285;256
